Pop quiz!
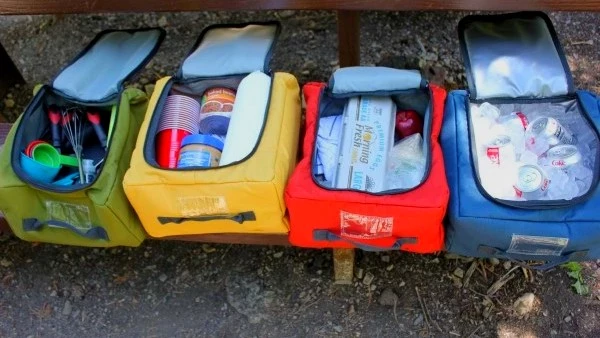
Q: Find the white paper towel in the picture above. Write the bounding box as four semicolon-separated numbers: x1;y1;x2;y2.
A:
219;71;271;166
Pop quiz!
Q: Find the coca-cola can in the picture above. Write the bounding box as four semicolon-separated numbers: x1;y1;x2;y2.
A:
485;135;515;166
497;111;529;131
514;164;550;200
545;145;582;169
527;117;576;146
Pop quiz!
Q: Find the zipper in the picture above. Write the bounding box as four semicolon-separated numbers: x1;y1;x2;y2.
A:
11;85;121;193
158;211;256;225
465;92;600;209
142;72;275;171
310;85;435;196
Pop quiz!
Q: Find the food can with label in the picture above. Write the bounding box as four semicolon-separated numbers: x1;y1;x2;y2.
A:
485;135;515;166
200;87;236;114
514;164;550;200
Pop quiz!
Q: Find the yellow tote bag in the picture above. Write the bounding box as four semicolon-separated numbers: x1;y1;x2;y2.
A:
123;22;301;238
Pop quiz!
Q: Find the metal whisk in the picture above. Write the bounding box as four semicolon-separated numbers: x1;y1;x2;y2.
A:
61;107;86;184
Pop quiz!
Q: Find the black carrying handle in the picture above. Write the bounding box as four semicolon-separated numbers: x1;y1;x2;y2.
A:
478;245;588;271
23;218;109;241
313;230;417;252
158;211;256;225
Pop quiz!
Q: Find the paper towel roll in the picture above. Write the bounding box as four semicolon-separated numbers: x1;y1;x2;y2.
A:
219;71;271;166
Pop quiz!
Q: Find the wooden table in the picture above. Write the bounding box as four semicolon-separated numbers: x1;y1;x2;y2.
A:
1;1;600;283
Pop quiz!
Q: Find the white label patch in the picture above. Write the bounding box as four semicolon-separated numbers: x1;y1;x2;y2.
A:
177;196;228;216
340;211;393;239
507;234;568;256
45;201;92;231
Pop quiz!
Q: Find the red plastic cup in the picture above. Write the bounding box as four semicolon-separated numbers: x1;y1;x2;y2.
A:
156;129;191;169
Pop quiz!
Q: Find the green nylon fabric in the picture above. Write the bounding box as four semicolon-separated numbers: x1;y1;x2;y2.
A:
0;87;147;247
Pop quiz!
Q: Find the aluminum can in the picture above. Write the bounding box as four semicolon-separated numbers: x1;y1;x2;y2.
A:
545;145;582;170
514;164;550;200
485;135;515;166
200;87;236;114
527;117;576;146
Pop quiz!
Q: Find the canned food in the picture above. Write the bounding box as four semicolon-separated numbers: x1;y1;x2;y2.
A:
514;164;550;200
486;135;515;166
527;117;576;146
545;145;582;169
200;87;236;114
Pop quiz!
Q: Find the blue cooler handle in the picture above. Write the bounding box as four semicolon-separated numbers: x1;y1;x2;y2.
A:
23;218;109;241
313;230;417;252
478;245;588;271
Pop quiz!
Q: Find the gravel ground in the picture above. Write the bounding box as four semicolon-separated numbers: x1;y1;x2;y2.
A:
2;10;600;338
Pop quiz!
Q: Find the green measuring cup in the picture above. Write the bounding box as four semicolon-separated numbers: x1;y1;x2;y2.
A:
31;143;80;168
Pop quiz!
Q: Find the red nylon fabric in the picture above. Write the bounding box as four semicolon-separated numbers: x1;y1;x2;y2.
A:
285;82;449;253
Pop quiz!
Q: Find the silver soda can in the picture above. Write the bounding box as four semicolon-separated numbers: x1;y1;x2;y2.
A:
485;135;515;166
545;145;582;170
527;117;576;146
514;164;550;200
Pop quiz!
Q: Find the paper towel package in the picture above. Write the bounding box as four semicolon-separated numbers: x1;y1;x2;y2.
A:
334;96;395;192
123;22;302;238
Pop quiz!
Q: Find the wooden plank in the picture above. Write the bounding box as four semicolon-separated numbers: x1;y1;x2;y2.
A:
333;248;355;284
161;233;290;246
0;41;24;98
337;10;360;67
2;0;600;14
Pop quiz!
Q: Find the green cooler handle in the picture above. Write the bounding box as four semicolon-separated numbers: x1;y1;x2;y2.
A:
158;211;256;225
23;218;109;241
478;245;588;271
313;230;417;252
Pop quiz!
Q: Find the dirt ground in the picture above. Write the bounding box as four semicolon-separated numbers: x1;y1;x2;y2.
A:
2;10;600;338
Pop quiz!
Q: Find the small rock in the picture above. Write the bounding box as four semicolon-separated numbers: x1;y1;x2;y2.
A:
564;315;572;323
273;251;283;259
139;77;149;85
378;288;398;307
453;267;465;278
543;310;549;317
381;255;390;263
333;325;343;333
503;261;512;270
62;300;72;316
301;70;310;76
355;268;364;280
0;258;12;267
362;272;375;286
399;281;406;287
6;93;13;99
370;285;377;291
550;330;558;336
72;285;84;299
157;16;168;27
513;293;537;316
386;264;394;271
3;99;15;109
201;244;216;253
413;314;424;326
430;258;440;264
348;304;355;315
278;10;296;19
158;274;167;282
50;290;57;297
489;258;500;266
